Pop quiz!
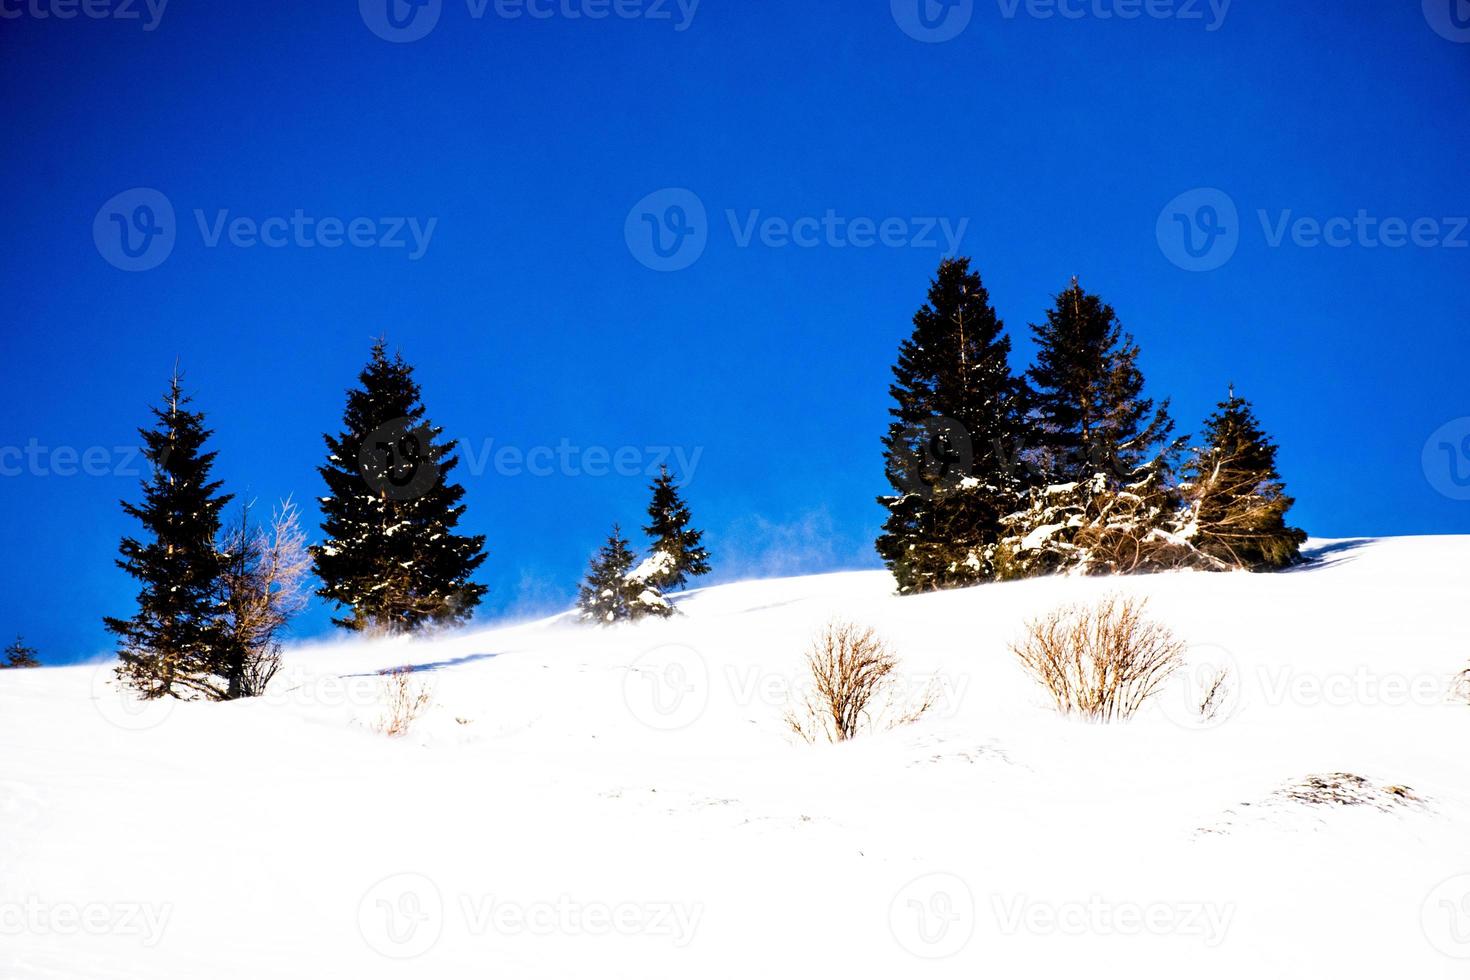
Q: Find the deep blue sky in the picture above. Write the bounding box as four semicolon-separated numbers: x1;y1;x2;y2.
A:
2;2;1466;664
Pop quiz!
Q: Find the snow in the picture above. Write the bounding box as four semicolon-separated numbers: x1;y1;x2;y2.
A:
4;536;1470;978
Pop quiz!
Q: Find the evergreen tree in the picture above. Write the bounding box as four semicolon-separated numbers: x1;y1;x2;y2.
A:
2;636;40;669
103;375;233;699
1027;279;1179;487
577;525;672;625
313;341;487;633
1183;389;1306;570
876;257;1032;593
642;466;710;591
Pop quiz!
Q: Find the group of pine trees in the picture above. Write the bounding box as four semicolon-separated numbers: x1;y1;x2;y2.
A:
99;271;1302;695
105;342;487;701
577;467;711;624
878;258;1305;594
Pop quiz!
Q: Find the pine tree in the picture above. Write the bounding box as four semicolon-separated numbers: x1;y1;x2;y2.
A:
103;374;233;699
1183;389;1307;570
2;636;40;669
313;341;487;634
876;257;1032;593
1027;278;1179;487
642;466;710;591
577;525;672;625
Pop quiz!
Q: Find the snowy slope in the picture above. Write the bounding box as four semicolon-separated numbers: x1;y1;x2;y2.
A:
3;537;1470;979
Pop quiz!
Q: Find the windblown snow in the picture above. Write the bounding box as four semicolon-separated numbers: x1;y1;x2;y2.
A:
3;536;1469;978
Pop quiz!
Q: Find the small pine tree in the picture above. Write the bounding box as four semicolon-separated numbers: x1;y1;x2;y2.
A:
313;341;488;634
642;466;710;591
1183;389;1307;570
577;525;672;625
1027;278;1179;487
103;374;234;699
3;636;40;669
876;257;1033;593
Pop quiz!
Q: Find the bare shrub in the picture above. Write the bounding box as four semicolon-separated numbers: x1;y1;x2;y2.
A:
785;621;935;744
217;499;312;700
374;666;432;737
1198;666;1232;722
1011;594;1185;722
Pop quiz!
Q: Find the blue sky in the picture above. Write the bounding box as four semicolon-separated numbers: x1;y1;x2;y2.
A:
1;1;1467;664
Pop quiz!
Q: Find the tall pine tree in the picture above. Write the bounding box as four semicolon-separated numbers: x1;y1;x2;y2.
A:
1183;389;1306;570
642;466;710;591
1027;278;1178;487
876;257;1032;593
103;374;233;699
313;341;487;633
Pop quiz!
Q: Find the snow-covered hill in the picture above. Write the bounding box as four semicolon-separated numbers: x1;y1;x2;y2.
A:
4;536;1470;978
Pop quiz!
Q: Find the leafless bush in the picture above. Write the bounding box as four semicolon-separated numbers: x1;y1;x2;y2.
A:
217;499;312;699
1198;666;1232;722
1011;594;1185;722
785;621;934;744
374;666;432;737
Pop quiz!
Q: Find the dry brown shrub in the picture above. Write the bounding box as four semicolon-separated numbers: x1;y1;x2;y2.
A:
785;621;935;744
1011;594;1185;722
1197;666;1233;722
374;666;432;737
